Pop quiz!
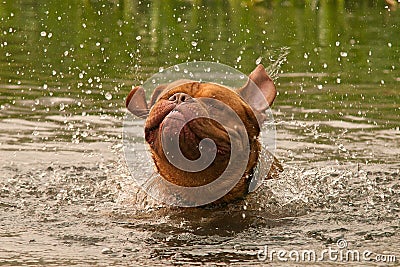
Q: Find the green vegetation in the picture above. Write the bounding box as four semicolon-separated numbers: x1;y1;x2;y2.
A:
0;0;398;128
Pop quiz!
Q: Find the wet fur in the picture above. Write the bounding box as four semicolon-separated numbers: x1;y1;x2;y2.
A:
126;65;283;206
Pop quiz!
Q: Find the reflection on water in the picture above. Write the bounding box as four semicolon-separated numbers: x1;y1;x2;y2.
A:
0;0;399;266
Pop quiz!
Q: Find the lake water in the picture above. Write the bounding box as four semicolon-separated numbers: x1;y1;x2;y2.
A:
0;0;399;266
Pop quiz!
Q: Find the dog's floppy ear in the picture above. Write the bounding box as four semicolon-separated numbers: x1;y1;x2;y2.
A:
126;86;149;117
237;64;277;113
126;84;168;117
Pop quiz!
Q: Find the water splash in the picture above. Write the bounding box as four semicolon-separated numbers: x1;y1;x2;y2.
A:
264;47;290;81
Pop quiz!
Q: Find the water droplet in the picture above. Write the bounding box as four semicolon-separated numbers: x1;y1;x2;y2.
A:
340;51;348;57
303;53;308;59
177;17;182;22
40;31;46;37
43;84;48;90
105;92;112;100
335;41;340;47
136;36;142;41
317;84;323;90
173;65;180;71
191;41;198;47
59;103;65;111
255;57;262;65
388;43;392;48
338;144;346;152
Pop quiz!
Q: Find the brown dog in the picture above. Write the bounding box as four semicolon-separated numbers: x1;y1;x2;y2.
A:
126;64;282;206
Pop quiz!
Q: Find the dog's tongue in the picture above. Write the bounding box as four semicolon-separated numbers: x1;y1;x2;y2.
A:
161;110;196;141
160;112;200;160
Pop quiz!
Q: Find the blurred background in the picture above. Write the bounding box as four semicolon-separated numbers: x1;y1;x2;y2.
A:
1;0;398;131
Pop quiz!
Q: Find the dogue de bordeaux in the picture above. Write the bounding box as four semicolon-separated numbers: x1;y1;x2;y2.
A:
126;64;282;206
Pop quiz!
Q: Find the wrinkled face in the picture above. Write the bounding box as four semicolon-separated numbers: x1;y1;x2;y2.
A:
144;82;261;186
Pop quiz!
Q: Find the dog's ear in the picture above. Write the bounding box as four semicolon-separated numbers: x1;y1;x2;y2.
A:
126;86;149;118
237;64;277;113
126;84;168;117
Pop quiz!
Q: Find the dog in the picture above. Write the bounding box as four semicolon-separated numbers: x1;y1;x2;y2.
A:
126;64;282;206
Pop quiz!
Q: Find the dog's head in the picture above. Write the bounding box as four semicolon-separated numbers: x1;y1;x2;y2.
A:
126;64;277;202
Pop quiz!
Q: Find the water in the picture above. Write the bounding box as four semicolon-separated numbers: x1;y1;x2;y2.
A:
1;0;399;266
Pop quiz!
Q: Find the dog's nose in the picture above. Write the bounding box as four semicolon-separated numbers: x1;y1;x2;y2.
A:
168;93;193;104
